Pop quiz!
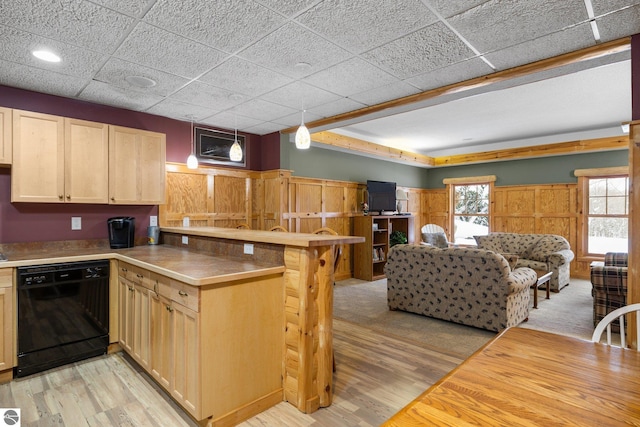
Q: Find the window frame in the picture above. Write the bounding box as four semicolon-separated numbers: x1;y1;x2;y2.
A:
575;167;629;259
444;175;495;246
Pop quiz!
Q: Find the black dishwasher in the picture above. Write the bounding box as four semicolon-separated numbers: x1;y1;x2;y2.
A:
16;260;110;377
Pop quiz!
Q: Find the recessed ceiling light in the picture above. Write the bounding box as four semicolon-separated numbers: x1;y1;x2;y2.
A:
125;75;157;88
32;50;61;63
295;62;311;70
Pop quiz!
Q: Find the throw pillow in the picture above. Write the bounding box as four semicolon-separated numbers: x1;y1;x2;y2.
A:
474;235;503;253
503;253;519;271
422;232;448;248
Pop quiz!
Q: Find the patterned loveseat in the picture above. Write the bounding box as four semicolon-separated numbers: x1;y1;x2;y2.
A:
474;233;574;292
384;244;537;332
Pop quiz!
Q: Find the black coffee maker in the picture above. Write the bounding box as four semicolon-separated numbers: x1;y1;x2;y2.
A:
107;217;135;249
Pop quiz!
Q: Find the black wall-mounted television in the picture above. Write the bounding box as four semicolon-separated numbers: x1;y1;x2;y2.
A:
367;180;396;214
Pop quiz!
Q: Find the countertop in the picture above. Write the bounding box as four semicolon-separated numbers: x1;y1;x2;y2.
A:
160;226;365;247
0;245;284;287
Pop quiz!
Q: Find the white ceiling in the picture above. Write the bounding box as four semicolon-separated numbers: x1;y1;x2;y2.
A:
0;0;638;158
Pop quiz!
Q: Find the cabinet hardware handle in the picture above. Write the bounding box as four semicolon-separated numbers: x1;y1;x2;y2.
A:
166;305;173;312
178;290;188;296
58;195;63;200
66;194;70;199
154;282;158;294
136;274;143;279
129;286;134;292
110;197;115;201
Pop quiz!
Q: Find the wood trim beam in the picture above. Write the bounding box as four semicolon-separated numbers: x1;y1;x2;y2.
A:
310;131;435;167
435;136;629;167
574;166;629;177
443;175;496;185
281;38;630;135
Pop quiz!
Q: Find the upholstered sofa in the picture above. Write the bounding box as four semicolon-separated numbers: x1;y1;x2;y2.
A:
591;252;628;331
474;233;574;292
384;244;537;332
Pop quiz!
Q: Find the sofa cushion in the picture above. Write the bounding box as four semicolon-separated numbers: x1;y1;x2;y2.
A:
503;253;519;271
526;235;568;260
474;235;504;253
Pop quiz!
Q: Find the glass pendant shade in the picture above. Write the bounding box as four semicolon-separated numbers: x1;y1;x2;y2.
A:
186;121;198;169
229;139;243;161
295;110;311;149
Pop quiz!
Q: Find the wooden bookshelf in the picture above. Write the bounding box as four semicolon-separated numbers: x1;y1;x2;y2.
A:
353;215;414;281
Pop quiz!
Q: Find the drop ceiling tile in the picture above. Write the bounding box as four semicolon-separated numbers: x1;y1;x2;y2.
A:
449;0;589;54
243;121;286;135
144;0;285;53
0;0;134;52
170;81;245;110
95;58;190;97
0;59;87;97
146;98;220;122
485;24;595;70
303;57;398;97
258;0;318;17
428;0;492;18
309;97;367;119
260;81;342;110
406;57;493;91
591;0;640;15
238;22;352;78
349;80;422;106
114;23;227;79
595;5;640;42
198;57;293;97
0;25;106;79
232;98;298;122
295;0;437;53
362;21;475;79
78;80;165;111
199;111;263;130
91;0;156;17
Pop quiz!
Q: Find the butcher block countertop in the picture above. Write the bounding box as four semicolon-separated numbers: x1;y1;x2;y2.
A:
0;245;284;287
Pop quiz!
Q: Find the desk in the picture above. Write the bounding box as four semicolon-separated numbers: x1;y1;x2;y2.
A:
384;328;640;426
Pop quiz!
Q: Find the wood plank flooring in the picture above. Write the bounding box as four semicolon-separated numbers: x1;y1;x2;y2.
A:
0;317;471;427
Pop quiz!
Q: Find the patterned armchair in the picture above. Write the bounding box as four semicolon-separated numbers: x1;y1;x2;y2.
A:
384;244;537;332
591;252;628;330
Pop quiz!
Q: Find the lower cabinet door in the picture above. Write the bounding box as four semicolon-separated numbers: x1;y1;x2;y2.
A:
150;291;172;390
172;303;200;418
132;284;151;370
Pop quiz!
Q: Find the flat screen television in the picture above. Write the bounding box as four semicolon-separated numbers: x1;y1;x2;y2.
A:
367;180;396;214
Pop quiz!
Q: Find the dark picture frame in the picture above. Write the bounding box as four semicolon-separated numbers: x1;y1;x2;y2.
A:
194;126;246;167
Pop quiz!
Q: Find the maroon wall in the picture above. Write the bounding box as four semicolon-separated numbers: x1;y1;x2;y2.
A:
0;85;279;244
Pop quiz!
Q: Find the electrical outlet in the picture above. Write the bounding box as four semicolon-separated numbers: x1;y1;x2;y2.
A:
71;217;82;230
182;236;188;245
150;216;158;226
244;243;254;255
183;217;190;227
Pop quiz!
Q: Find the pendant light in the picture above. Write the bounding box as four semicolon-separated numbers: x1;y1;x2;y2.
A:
186;120;198;169
229;115;243;162
295;109;310;149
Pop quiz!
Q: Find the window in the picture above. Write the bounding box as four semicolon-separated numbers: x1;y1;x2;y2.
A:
443;176;495;245
586;176;628;254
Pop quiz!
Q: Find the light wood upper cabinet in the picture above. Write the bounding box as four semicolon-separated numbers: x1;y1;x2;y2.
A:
11;110;109;203
0;269;14;373
0;107;11;165
11;110;65;202
109;125;166;205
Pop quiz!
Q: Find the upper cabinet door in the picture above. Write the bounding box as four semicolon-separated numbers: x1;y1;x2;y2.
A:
11;110;65;203
0;107;11;165
65;118;109;204
109;125;166;205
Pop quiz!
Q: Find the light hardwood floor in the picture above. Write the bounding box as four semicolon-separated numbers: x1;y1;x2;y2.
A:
0;317;468;427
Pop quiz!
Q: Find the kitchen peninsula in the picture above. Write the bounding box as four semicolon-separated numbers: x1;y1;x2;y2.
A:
0;227;364;426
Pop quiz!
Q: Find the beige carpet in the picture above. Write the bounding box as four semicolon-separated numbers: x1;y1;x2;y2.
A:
333;277;595;359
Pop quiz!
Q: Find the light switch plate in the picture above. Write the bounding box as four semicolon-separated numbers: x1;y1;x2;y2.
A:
183;217;190;227
244;243;254;255
182;236;188;245
150;216;158;226
71;217;82;230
